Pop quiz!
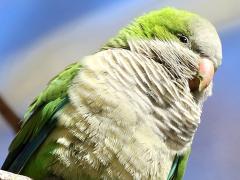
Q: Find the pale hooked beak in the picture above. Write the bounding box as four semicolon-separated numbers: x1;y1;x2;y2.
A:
189;58;215;92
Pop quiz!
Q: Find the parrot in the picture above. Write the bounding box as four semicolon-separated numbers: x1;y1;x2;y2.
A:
1;7;222;180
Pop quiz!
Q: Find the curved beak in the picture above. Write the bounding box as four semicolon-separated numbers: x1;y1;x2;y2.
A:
189;58;215;92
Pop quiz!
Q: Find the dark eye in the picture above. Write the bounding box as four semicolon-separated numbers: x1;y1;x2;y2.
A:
177;34;189;44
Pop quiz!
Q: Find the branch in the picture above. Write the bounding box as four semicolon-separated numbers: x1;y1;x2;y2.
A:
0;95;21;132
0;170;32;180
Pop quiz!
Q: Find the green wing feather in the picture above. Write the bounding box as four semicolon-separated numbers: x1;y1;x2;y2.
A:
1;62;81;172
167;149;191;180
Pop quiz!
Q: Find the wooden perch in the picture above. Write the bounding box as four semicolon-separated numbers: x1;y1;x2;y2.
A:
0;170;32;180
0;95;21;133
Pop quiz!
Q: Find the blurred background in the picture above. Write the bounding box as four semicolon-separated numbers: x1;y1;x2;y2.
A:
0;0;239;179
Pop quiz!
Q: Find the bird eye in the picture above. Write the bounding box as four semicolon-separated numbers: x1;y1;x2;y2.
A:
177;34;189;44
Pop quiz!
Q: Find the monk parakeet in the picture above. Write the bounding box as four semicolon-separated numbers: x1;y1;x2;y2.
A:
2;7;222;180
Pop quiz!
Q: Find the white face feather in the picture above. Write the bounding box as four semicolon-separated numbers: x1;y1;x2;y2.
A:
190;17;222;68
128;39;200;81
128;39;214;104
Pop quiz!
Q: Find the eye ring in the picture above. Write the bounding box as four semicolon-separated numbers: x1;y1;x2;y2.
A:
177;34;189;44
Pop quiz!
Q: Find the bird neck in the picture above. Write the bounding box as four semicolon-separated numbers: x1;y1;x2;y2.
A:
72;47;204;151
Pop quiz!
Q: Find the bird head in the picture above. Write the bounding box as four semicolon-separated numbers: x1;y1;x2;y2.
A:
103;7;222;99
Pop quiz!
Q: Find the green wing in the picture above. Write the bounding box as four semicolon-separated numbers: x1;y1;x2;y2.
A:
1;62;81;173
167;149;191;180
